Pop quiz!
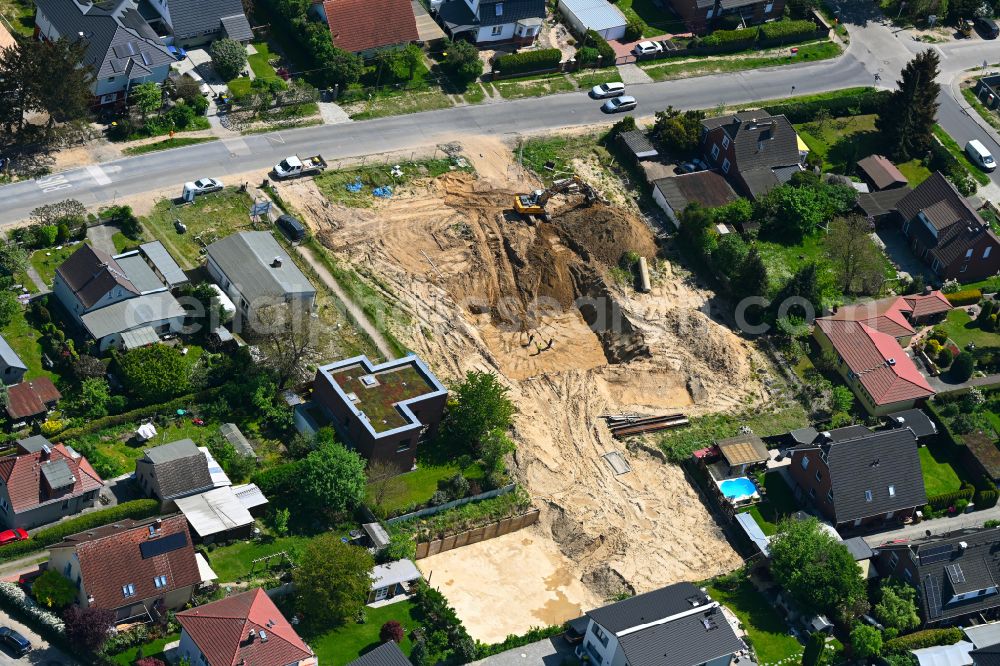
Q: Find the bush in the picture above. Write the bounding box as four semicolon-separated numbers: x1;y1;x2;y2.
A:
624;20;643;41
927;485;975;510
884;627;963;653
759;19;818;41
703;27;758;47
474;625;567;658
951;351;975;382
381;620;405;643
0;582;64;636
576;30;615;65
977;488;999;509
937;347;953;367
494;48;562;75
946;288;983;306
210;38;248;81
764;88;891;123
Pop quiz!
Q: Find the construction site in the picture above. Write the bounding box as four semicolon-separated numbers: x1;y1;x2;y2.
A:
273;136;778;642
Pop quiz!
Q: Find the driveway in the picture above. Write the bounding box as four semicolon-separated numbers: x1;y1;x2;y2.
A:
0;610;77;666
875;226;936;284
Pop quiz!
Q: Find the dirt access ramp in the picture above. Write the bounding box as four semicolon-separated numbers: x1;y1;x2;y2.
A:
272;135;767;632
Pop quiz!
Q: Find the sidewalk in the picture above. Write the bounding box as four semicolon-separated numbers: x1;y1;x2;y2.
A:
863;505;1000;547
949;74;1000;202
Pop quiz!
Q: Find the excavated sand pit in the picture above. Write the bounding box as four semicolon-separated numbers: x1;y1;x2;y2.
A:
273;137;771;639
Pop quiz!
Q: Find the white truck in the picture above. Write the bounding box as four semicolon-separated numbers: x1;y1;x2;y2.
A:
272;154;328;179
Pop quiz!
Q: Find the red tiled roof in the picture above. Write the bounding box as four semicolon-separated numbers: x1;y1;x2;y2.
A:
0;443;103;514
5;378;62;420
816;319;934;406
51;515;201;611
177;588;313;666
823;296;916;338
902;291;953;320
321;0;419;54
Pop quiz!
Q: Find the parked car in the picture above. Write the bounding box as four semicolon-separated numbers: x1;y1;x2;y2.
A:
0;529;28;547
632;41;663;56
167;45;187;60
691;158;708;171
276;213;307;241
675;162;696;174
590;82;626;99
189;178;224;195
966;139;997;171
0;627;31;656
977;17;999;38
601;96;637;113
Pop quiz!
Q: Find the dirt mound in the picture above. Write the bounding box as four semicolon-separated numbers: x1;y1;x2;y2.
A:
661;309;752;377
552;204;658;267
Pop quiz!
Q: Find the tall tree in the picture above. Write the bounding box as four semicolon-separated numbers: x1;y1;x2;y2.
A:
252;303;319;388
653;106;706;154
293;535;374;631
210;38;247;81
130;82;162;121
443;371;516;451
31;38;94;130
873;580;920;632
733;246;769;300
444;39;483;86
825;215;887;296
876;50;941;161
301;442;367;515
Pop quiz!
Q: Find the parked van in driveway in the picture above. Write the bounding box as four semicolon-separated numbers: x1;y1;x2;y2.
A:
967;139;997;171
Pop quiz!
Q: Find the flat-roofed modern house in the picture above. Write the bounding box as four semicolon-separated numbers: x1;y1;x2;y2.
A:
301;354;447;470
578;582;746;666
206;232;316;320
0;335;27;386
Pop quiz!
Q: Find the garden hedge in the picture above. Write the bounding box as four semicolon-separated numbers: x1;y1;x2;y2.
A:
495;48;562;75
945;289;983;306
703;27;758;47
475;624;567;658
575;30;615;65
0;499;160;563
926;484;975;511
759;19;818;41
763;88;890;123
976;488;999;509
884;627;963;653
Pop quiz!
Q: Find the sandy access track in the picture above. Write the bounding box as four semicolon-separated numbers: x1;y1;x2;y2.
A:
274;136;771;639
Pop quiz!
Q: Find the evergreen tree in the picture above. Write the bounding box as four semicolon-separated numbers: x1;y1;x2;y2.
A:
876;50;940;161
734;246;769;301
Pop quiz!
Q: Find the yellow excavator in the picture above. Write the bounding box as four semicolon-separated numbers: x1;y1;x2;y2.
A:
513;176;598;222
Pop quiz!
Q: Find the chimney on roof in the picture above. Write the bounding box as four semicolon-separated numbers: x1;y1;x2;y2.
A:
888;358;896;366
960;541;968;550
40;444;50;460
248;628;257;641
271;256;283;268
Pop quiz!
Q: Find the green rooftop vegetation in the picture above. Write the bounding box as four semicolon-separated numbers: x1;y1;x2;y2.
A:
332;362;435;433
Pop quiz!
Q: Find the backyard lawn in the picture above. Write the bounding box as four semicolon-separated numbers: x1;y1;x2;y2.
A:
918;439;972;497
742;471;801;535
205;534;319;582
308;600;422;665
28;242;85;287
372;457;485;516
142;188;259;268
110;633;180;666
938;308;1000;351
707;579;802;664
0;0;34;36
0;307;57;382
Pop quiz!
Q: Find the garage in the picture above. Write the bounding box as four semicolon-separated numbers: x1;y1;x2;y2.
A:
557;0;628;41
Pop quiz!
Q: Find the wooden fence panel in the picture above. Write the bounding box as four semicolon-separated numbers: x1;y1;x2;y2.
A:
414;512;539;559
466;526;487;546
454;531;470;549
483;522;499;540
415;542;429;559
426;540;442;557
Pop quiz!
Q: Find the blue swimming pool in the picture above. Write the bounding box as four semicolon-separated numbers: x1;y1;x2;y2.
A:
719;477;757;499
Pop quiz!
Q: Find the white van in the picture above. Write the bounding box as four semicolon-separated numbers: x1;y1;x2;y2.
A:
966;139;997;171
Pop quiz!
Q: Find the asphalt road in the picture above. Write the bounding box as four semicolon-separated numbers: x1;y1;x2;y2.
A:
1;11;999;223
0;610;75;666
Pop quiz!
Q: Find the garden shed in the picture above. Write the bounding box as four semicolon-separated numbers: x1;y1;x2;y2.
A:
557;0;627;40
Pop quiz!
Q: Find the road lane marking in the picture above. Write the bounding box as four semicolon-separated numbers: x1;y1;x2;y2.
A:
86;164;112;186
36;174;73;193
222;136;250;156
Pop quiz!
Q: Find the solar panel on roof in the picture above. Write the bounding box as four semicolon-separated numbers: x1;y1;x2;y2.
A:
925;575;943;619
126;42;136;55
140;51;152;66
139;531;187;559
920;544;954;565
946;563;966;584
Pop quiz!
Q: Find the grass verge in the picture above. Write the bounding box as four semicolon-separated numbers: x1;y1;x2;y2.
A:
962;86;1000;132
123;136;217;156
933;124;991;187
643;41;842;82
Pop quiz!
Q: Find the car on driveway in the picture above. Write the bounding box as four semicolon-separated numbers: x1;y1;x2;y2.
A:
189;178;224;195
0;530;27;548
977;17;999;38
632;41;663;56
167;45;187;60
590;82;625;99
601;96;637;113
0;627;30;657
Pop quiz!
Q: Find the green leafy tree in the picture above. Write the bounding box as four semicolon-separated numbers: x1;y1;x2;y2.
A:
874;581;920;633
479;427;516;487
831;385;854;414
951;351;975;381
771;262;829;316
876;50;940;161
271;507;290;536
769;517;867;620
825;214;887;296
444;371;516;451
653;106;707;154
293;535;374;631
114;345;191;404
445;39;483;86
760;185;829;239
210;38;248;81
0;243;28;276
711;233;748;282
733;246;769;301
301;442;367;515
131;82;162;121
0;290;18;329
302;22;363;88
801;631;826;666
678;203;719;257
23;38;95;132
850;623;883;659
32;569;77;608
715;198;754;229
73;377;112;419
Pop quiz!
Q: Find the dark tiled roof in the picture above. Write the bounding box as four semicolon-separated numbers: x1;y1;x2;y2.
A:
966;431;1000;479
177;588;313;666
220;13;253;41
5;378;61;420
56;244;139;309
825;424;875;441
972;644;1000;666
653;171;739;211
162;0;249;40
929;223;1000;270
857;154;909;190
886;408;937;439
138;440;214;500
436;0;544;27
844;537;874;561
857;187;912;218
322;0;418;53
348;641;413;666
794;428;926;523
587;582;709;633
897;172;985;231
702;111;802;198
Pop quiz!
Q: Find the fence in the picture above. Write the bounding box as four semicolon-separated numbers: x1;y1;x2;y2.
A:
387;483;517;524
976;75;1000;111
414;509;540;559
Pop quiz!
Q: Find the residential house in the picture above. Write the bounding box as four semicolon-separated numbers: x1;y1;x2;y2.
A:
174;484;267;543
369;559;422;604
897;172;1000;282
578;582;746;666
53;243;186;351
348;641;413;666
700;110;805;200
911;622;1000;665
5;377;61;423
668;0;785;34
857;154;909;192
48;515;211;621
142;0;252;47
875;527;1000;627
33;0;175;106
135;439;231;508
651;170;739;229
885;408;938;439
311;0;419;58
787;428;927;530
0;336;27;386
814;296;940;415
299;354;447;470
0;436;104;530
206;231;316;321
177;588;316;666
435;0;545;45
